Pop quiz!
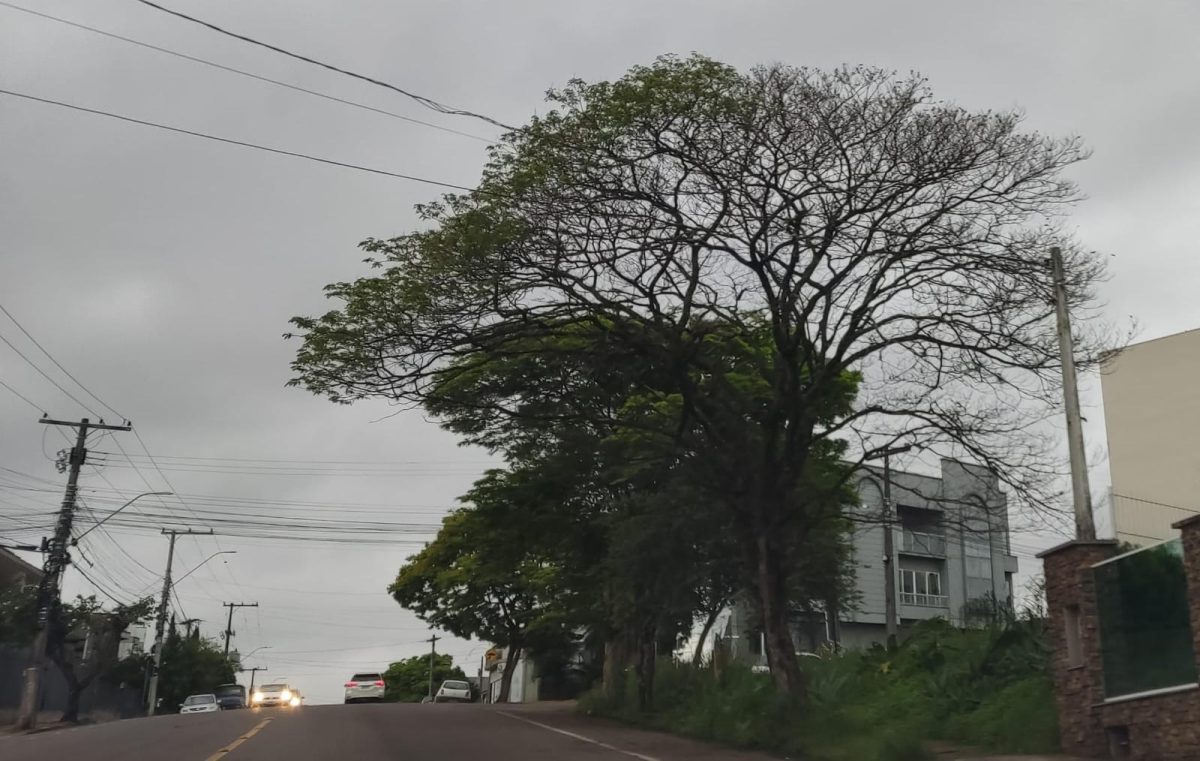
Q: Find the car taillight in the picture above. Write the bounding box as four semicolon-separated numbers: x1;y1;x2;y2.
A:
374;680;385;687
345;682;357;688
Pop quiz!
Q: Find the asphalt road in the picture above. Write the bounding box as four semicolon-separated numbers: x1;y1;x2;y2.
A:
0;703;778;761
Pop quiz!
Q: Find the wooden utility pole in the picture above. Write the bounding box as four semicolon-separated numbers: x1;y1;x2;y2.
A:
146;528;213;716
222;602;259;656
1050;247;1096;540
246;666;267;697
426;634;440;701
16;416;130;731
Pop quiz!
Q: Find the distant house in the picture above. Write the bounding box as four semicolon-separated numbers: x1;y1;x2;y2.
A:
723;458;1018;659
0;546;43;590
481;645;539;703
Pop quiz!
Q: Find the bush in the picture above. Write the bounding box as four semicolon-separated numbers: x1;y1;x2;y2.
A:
581;618;1057;760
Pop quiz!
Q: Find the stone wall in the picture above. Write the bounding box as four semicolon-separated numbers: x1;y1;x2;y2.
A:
1041;515;1200;760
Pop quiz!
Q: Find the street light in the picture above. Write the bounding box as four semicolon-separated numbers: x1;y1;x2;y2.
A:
171;551;237;588
242;646;272;660
73;491;173;543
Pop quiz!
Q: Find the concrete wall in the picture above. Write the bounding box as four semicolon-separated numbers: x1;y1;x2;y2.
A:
1102;329;1200;544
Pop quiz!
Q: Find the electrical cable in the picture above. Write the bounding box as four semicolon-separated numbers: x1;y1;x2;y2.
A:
0;1;495;144
132;0;515;130
0;376;46;413
0;326;100;416
0;301;125;420
0;89;476;191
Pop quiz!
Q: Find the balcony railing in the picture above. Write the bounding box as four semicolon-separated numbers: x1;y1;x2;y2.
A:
900;592;949;608
901;530;946;556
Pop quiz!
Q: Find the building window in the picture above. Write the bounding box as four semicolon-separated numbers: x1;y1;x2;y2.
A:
1065;604;1083;668
900;569;945;606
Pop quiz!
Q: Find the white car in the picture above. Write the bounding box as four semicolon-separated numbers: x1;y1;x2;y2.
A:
252;683;300;708
344;672;386;704
434;679;471;703
180;694;220;714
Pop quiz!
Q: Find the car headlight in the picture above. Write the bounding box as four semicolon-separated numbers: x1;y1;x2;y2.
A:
290;697;300;707
252;692;264;702
280;689;292;702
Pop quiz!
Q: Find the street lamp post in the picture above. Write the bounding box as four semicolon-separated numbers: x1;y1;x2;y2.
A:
72;491;172;544
171;551;237;589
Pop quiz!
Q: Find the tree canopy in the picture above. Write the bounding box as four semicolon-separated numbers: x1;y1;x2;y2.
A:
290;56;1105;698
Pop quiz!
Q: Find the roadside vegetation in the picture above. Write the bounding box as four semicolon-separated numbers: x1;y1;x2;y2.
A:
581;617;1057;761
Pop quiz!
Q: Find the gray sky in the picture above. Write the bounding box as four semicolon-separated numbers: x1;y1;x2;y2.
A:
2;0;1198;703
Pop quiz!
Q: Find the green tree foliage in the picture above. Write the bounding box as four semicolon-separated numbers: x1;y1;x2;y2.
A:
154;629;237;714
1;586;152;722
383;653;467;703
290;56;1106;697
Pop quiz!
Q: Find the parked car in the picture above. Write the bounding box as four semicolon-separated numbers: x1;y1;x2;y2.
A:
252;683;299;708
214;683;246;710
344;672;386;704
434;679;472;703
180;694;220;714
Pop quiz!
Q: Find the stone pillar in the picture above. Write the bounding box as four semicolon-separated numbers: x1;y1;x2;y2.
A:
1170;515;1200;666
1037;539;1118;758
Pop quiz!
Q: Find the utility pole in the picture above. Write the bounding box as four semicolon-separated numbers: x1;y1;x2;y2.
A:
180;618;202;639
16;416;130;731
1050;246;1096;541
246;666;267;696
147;528;213;716
882;452;898;649
222;602;259;656
426;634;440;702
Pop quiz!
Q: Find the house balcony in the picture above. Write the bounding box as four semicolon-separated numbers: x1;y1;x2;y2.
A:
900;592;949;608
901;530;946;557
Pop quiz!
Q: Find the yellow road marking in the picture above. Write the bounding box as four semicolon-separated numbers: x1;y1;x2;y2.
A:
204;717;273;761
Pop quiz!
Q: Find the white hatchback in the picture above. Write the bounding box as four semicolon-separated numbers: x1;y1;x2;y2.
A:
180;694;220;714
434;679;471;703
344;672;386;703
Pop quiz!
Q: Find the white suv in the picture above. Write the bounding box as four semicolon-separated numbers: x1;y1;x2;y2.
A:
344;672;386;703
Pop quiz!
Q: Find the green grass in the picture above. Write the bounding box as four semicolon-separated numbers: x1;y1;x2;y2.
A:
580;618;1059;761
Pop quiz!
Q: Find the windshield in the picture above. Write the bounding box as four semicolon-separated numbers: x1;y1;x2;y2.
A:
260;684;286;691
442;681;469;690
351;673;381;682
214;685;244;697
184;695;215;705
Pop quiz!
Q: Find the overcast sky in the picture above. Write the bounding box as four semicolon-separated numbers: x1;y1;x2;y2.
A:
2;0;1198;704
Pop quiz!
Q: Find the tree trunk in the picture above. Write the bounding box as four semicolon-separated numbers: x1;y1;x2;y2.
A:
754;531;806;702
692;607;722;667
496;645;522;703
602;629;635;701
634;622;657;712
61;673;82;723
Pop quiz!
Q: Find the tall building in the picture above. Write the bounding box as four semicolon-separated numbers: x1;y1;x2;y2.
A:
724;458;1018;658
1101;328;1200;545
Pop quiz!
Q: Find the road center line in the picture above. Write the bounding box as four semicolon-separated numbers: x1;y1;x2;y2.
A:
497;711;662;761
204;717;273;761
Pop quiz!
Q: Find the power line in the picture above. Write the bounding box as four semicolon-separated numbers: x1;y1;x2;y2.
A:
1112;493;1199;515
0;376;46;413
132;0;515;131
0;301;125;419
0;1;494;145
0;88;476;192
0;327;100;416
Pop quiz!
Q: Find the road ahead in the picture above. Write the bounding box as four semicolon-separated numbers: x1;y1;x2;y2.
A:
0;703;776;761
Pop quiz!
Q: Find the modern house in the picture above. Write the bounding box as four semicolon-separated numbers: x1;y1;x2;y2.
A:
0;546;42;590
724;458;1019;658
1101;328;1200;545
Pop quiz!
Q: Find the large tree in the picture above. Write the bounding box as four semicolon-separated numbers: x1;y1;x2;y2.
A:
290;57;1105;697
383;654;467;703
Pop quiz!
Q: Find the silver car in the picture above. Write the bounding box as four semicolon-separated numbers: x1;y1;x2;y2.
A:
434;680;471;703
180;694;220;714
344;672;386;703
